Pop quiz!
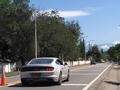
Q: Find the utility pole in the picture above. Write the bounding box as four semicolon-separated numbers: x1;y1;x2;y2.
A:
35;11;37;58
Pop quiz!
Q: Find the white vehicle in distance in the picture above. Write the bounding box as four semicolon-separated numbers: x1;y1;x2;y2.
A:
20;57;70;86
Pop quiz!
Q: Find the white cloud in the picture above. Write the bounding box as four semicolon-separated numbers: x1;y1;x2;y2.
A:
59;10;90;18
101;45;110;50
113;41;120;44
38;9;90;18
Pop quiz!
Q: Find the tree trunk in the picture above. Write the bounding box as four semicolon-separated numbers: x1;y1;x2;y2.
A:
20;56;25;66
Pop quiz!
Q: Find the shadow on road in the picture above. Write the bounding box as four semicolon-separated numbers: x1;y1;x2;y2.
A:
8;82;60;87
104;81;120;86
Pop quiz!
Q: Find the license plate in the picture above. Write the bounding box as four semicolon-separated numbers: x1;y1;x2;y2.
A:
31;73;41;78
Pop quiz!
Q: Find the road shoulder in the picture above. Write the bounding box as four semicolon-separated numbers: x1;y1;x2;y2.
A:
87;63;112;90
97;64;120;90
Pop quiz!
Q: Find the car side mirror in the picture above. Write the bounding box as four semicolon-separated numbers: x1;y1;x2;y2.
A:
64;62;68;66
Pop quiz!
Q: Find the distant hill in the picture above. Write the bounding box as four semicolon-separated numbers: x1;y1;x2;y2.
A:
98;43;115;51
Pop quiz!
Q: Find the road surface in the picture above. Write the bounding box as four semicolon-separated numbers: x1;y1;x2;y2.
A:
0;63;111;90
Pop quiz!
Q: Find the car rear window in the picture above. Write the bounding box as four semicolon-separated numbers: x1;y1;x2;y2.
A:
29;59;53;64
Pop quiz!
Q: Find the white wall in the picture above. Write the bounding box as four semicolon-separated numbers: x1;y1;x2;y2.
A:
0;62;16;73
0;60;90;73
67;60;90;66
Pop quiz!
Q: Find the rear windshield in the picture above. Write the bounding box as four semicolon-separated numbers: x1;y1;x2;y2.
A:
29;59;53;64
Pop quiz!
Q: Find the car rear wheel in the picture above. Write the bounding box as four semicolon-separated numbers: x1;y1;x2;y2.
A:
56;72;62;85
66;71;70;81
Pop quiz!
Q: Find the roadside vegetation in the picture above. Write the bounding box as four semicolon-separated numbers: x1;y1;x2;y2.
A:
0;71;19;77
107;44;120;64
0;0;106;67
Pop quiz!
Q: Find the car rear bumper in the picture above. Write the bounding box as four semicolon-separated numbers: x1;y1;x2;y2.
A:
20;72;59;82
21;77;58;83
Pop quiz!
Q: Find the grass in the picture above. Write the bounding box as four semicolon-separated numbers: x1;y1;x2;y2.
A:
0;71;19;77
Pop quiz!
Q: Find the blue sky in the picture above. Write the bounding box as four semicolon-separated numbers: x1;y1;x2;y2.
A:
29;0;120;46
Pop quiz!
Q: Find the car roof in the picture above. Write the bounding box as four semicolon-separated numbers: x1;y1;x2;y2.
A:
32;57;58;60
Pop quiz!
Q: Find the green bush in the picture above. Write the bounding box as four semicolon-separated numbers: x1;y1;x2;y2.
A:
0;71;19;77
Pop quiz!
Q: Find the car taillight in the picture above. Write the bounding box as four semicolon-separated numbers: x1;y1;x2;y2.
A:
45;67;54;71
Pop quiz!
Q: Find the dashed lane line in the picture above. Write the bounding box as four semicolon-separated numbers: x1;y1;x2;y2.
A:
71;73;99;76
62;84;88;86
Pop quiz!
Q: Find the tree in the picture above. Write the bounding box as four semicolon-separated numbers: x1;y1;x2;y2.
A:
89;45;102;62
64;21;80;61
0;0;17;61
10;0;34;65
0;0;83;65
0;38;11;59
100;48;106;61
115;44;120;59
0;0;34;65
36;11;64;57
79;39;85;58
36;11;81;61
107;44;120;62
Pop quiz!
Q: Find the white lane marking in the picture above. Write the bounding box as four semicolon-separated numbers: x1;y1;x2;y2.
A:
76;70;102;71
62;84;88;86
82;64;112;90
71;73;98;75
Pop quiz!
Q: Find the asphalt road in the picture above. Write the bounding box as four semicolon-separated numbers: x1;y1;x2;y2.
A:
0;63;111;90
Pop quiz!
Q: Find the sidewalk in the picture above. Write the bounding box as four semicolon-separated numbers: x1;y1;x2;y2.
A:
97;64;120;90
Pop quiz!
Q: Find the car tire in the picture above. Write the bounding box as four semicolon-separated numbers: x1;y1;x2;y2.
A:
56;71;62;85
21;79;28;86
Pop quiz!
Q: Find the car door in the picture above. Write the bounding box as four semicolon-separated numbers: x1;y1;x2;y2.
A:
55;59;66;78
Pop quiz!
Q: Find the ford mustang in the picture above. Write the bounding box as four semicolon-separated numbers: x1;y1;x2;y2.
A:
20;57;70;86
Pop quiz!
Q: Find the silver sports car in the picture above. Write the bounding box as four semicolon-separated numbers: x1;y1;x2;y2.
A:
20;57;70;86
